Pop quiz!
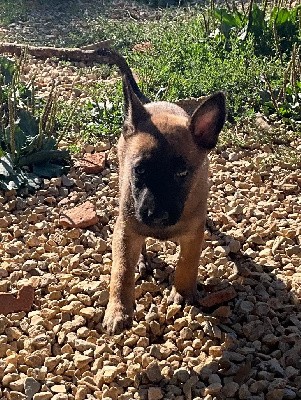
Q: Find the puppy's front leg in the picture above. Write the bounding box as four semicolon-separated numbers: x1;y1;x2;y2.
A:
103;217;144;334
169;228;204;305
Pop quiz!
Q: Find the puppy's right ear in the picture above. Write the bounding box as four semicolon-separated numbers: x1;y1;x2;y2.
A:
122;76;150;138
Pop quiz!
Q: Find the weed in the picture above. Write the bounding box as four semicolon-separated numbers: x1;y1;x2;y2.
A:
260;44;301;126
129;20;274;119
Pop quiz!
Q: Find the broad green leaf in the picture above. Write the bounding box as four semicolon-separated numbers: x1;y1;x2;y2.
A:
26;173;41;190
18;109;39;138
0;179;16;190
14;125;29;154
0;154;14;177
0;173;24;190
18;149;69;167
214;8;244;38
250;4;266;33
41;137;57;151
290;5;301;23
274;8;291;26
238;26;248;41
214;8;243;28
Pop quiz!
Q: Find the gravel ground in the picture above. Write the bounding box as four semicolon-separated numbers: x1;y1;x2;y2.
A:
1;2;301;400
0;139;301;400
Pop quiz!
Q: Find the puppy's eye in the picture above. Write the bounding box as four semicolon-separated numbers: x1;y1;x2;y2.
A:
135;166;145;175
175;169;188;178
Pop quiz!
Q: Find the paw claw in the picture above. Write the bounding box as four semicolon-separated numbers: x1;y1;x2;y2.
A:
168;286;200;306
103;304;132;335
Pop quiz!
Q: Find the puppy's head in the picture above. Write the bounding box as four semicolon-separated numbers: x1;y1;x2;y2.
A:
119;77;226;229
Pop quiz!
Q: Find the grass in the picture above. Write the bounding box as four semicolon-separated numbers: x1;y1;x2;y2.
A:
0;0;26;25
0;0;300;165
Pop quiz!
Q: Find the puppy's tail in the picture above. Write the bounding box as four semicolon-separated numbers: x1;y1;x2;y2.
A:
96;48;150;105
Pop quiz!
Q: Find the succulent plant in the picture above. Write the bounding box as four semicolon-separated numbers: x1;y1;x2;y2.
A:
0;56;70;192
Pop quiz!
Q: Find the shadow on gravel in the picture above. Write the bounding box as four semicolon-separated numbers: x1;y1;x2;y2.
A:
133;217;300;400
200;218;301;400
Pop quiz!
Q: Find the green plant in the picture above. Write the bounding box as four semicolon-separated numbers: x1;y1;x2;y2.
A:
2;0;298;156
212;2;301;55
260;44;301;125
128;21;269;119
0;57;70;192
58;81;124;145
54;5;299;139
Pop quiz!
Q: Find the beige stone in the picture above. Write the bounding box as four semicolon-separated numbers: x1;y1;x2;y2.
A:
33;392;53;400
51;384;67;393
74;354;93;368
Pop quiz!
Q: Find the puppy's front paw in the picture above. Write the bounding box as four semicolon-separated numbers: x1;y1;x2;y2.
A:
103;303;132;335
167;286;200;305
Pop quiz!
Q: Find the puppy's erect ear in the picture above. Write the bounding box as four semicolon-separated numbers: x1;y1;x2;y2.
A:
190;92;226;149
122;76;150;137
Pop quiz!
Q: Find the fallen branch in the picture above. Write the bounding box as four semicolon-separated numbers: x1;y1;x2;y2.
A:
0;40;113;63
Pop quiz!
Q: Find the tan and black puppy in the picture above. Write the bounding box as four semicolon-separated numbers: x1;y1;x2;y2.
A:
99;49;226;335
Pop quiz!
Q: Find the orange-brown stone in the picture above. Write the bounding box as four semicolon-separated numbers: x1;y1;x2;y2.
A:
0;286;35;315
59;201;99;228
200;286;237;308
77;152;106;174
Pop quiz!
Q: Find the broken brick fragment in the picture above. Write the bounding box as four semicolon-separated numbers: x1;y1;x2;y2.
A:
77;152;106;174
59;201;99;228
0;286;35;315
200;286;237;308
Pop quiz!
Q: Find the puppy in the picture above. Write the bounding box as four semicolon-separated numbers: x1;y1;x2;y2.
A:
98;48;226;334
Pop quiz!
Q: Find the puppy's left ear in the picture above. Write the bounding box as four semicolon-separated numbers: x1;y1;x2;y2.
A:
190;92;226;149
